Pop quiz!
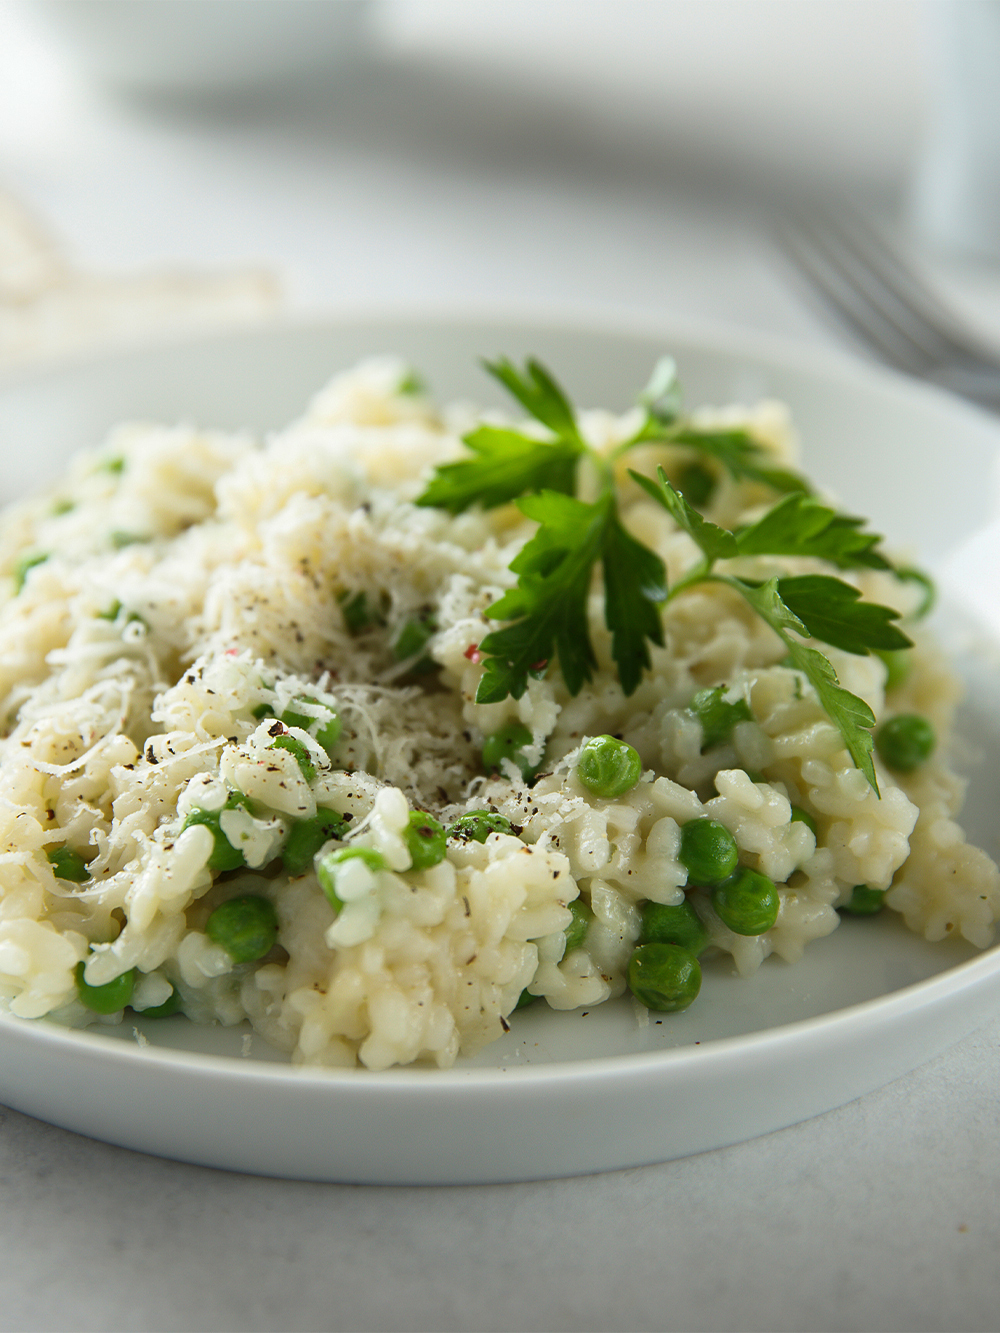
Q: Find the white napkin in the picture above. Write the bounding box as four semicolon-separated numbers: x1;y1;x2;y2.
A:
0;191;281;370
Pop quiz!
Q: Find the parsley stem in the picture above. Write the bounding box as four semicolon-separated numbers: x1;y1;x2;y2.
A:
895;566;935;619
609;435;650;462
663;560;716;603
585;445;616;495
418;354;900;795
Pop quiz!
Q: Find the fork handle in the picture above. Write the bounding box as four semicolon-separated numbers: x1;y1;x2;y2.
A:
933;366;1000;414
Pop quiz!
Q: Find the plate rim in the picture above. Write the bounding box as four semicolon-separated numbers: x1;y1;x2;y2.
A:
2;300;999;437
1;927;997;1090
1;307;998;1129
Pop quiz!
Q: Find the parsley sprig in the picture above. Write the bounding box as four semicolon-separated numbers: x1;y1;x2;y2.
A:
416;356;923;794
630;469;910;791
418;358;668;699
630;356;809;494
416;359;586;514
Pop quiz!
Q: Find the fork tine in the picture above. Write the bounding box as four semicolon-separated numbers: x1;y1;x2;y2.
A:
803;222;951;364
778;207;1000;411
780;207;1000;378
811;214;995;368
778;222;937;375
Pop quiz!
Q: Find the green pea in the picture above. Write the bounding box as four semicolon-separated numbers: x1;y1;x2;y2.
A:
316;847;387;910
110;530;150;549
711;867;779;936
875;714;935;773
679;817;739;887
393;615;436;665
46;846;90;883
280;696;342;752
182;792;251;873
75;961;135;1014
690;686;753;752
877;648;911;693
397;368;426;396
96;601;146;629
338;589;372;634
446;811;514;844
324;847;386;872
314;716;341;752
482;723;540;783
676;461;716;507
564;898;594;953
404;811;447;870
282;810;349;876
627;943;701;1012
136;985;183;1018
270;734;316;783
279;697;331;735
339;589;389;633
13;551;47;593
789;805;817;838
205;895;278;964
639;898;709;956
841;884;886;915
576;735;642;798
896;565;935;619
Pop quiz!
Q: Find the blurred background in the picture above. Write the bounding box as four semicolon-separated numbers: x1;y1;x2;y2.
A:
1;0;999;369
4;11;1000;1333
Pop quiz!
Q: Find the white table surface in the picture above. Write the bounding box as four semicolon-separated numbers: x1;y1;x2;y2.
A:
0;5;998;1331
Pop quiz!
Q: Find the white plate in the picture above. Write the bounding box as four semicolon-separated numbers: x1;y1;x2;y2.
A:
1;313;999;1185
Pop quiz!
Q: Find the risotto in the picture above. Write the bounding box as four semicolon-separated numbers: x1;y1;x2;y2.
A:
0;354;996;1071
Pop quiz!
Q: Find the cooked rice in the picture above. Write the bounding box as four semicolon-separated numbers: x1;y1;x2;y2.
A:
0;356;995;1069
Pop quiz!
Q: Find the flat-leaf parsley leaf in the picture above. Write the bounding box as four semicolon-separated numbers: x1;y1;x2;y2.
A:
416;357;926;794
476;491;607;701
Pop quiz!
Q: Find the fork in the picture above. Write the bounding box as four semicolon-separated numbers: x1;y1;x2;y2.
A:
778;211;1000;413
